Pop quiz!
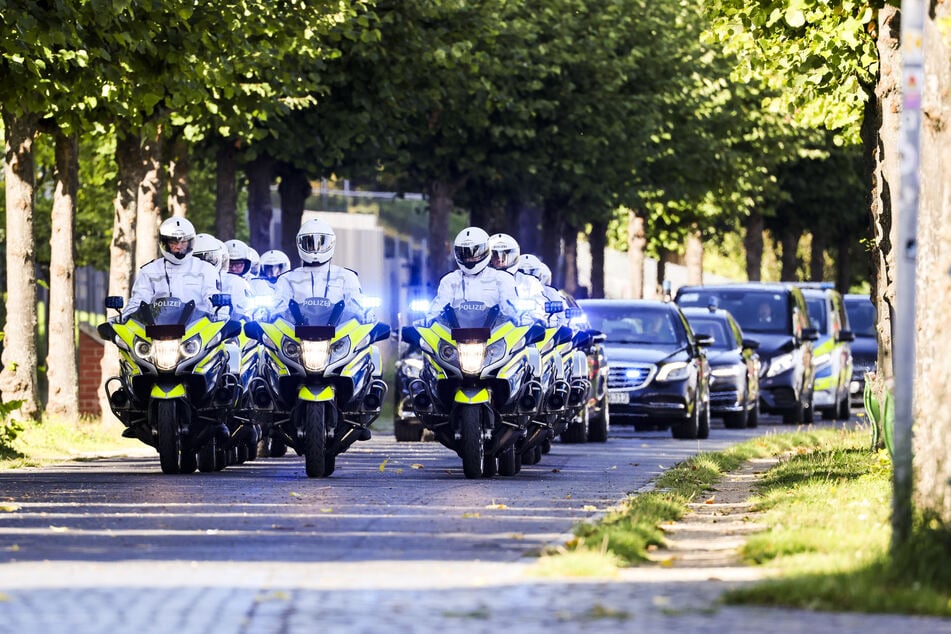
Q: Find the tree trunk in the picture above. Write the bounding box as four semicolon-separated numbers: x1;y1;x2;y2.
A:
99;127;140;422
562;223;578;295
779;230;801;282
135;126;163;270
245;154;275;254
45;131;80;420
168;137;189;218
912;3;951;522
810;231;826;281
744;210;764;281
277;163;312;264
516;202;542;256
426;180;458;288
0;110;40;420
627;211;646;299
835;233;851;294
215;140;238;240
866;6;901;388
540;203;564;287
589;220;606;299
685;228;703;286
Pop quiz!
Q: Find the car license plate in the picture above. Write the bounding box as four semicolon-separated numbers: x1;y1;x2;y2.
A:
608;392;629;405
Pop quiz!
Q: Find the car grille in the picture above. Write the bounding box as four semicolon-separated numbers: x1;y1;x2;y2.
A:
607;364;655;390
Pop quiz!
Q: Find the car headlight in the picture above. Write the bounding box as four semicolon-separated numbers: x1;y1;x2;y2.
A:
300;339;331;372
812;353;831;368
458;342;486;375
438;341;458;364
766;352;795;378
711;364;746;378
282;339;301;359
483;339;506;367
153;339;181;371
180;335;201;359
329;337;351;364
656;361;689;382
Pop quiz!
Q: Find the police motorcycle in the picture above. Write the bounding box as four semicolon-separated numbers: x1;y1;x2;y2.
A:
392;297;432;442
243;295;390;477
239;292;288;458
98;294;243;474
401;300;547;478
557;305;607;445
518;302;593;464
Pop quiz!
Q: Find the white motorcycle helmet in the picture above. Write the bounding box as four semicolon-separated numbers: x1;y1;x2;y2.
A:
259;249;291;281
297;218;336;266
193;233;226;271
158;217;196;264
248;247;261;277
453;227;491;275
518;254;551;286
224;239;253;277
488;233;520;273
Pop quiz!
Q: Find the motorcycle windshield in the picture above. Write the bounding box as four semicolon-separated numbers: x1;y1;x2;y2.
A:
130;297;203;326
291;296;366;326
436;301;504;330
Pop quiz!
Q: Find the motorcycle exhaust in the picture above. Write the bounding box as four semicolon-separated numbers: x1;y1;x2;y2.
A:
248;377;272;408
568;378;590;407
408;379;432;412
517;380;542;413
362;379;388;410
547;380;570;410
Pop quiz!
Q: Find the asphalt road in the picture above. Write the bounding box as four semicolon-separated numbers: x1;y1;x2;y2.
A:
3;413;946;634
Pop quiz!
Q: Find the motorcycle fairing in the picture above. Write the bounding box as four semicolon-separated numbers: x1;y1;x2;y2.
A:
454;387;491;404
298;384;335;402
151;383;187;399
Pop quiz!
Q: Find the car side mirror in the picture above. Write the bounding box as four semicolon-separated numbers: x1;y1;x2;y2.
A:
836;329;855;343
742;337;760;350
694;333;714;347
802;327;819;342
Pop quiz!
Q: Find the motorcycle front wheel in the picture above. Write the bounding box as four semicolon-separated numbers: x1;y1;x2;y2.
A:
301;402;327;478
459;406;484;479
156;400;183;475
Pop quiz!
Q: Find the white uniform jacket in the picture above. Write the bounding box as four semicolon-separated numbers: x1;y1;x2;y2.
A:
123;256;219;319
272;264;364;315
220;272;252;319
427;268;519;322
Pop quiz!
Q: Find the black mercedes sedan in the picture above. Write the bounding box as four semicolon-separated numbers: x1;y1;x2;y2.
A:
681;305;761;429
577;299;712;440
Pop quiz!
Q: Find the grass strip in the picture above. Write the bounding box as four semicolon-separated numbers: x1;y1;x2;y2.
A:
0;416;140;469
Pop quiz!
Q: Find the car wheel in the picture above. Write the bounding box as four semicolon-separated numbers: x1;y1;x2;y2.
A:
697;402;710;440
723;411;747;429
782;401;804;425
804;395;815;424
836;393;851;420
746;401;759;428
672;404;699;440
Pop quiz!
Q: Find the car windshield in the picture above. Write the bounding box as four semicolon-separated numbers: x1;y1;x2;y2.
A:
580;305;683;345
686;317;732;350
845;298;876;337
678;290;789;334
804;297;827;332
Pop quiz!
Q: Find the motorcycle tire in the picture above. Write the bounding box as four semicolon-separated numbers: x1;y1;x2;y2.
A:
497;446;520;476
156;400;182;475
269;433;288;458
179;451;198;474
301;402;327;478
198;438;217;473
459;406;484;479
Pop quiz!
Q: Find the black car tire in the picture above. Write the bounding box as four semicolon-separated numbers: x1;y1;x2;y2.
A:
697;402;711;440
836;393;851;420
723;410;748;429
672;405;700;440
587;399;609;443
747;402;759;428
783;401;804;425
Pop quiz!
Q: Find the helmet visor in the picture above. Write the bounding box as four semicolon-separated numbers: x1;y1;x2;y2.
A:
297;233;335;255
160;235;194;259
261;264;286;280
455;243;489;269
193;250;221;269
490;247;518;270
229;259;250;276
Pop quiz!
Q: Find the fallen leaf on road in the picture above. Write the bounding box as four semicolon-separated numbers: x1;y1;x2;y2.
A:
485;503;508;510
0;504;19;512
411;463;424;469
659;558;675;568
320;508;333;513
49;526;69;533
565;493;572;499
379;457;389;472
256;591;290;602
462;512;481;519
289;492;301;497
582;505;598;512
704;496;716;504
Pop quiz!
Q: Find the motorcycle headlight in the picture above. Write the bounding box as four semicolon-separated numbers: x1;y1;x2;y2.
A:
458;342;486;375
153;339;182;371
812;353;831;368
180;336;201;359
483;339;506;367
712;364;746;378
766;352;795;378
301;339;331;372
438;342;458;363
282;339;301;359
133;339;152;360
656;361;689;382
329;337;351;364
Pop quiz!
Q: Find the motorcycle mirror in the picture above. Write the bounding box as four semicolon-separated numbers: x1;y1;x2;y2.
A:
105;296;124;311
244;321;264;341
525;323;546;345
554;325;574;346
97;322;116;341
544;301;565;314
221;320;242;340
369;323;391;344
571;330;592;349
590;330;606;343
401;326;422;348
